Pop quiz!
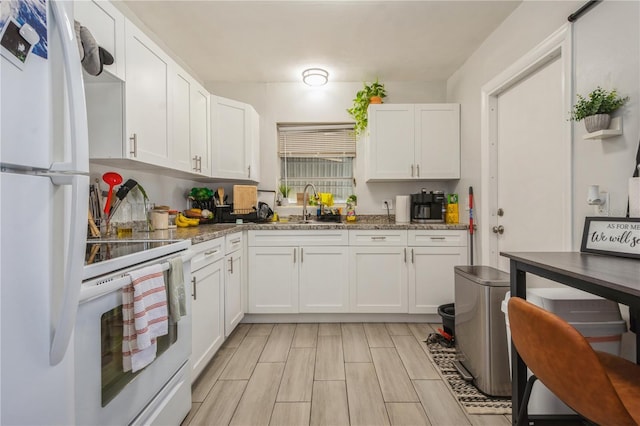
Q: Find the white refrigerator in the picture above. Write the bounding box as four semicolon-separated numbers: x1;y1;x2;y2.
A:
1;1;89;424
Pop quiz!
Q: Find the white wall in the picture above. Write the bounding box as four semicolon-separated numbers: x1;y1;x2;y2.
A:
89;163;202;215
449;0;639;258
447;0;639;360
447;0;582;265
206;80;458;214
571;1;640;238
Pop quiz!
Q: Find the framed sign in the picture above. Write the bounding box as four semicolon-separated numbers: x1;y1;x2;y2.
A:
580;217;640;259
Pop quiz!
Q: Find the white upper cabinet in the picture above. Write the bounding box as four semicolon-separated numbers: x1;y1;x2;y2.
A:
211;96;259;182
169;65;211;175
170;66;193;172
367;104;415;180
85;8;259;182
414;104;461;179
248;106;260;182
74;0;125;81
190;80;211;176
124;20;172;167
366;103;460;181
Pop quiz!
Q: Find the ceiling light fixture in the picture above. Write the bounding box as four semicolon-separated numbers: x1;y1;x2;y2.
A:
302;68;329;86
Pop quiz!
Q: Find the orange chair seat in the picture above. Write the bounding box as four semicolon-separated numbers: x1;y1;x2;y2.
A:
597;351;640;424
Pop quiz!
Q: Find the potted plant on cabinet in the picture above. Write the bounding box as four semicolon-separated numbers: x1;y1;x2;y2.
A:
347;79;387;136
570;87;629;133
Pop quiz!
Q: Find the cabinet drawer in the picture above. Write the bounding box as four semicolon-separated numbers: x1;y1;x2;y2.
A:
349;230;407;246
191;237;225;272
225;232;243;254
248;230;348;247
408;230;467;246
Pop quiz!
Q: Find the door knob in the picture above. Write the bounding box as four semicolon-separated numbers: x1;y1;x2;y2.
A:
497;208;504;217
492;225;505;234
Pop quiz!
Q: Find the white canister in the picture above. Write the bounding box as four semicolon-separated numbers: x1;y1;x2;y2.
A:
395;195;411;224
151;210;169;230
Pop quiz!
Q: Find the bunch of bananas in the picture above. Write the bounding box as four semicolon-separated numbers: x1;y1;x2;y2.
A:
176;213;200;228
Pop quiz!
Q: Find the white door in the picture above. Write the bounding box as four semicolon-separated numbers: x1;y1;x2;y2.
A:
212;96;248;179
225;250;244;336
299;246;349;313
349;246;408;313
125;21;170;167
248;246;298;313
409;246;467;314
171;68;192;172
414;104;460;179
367;104;414;180
492;56;570;271
191;258;224;380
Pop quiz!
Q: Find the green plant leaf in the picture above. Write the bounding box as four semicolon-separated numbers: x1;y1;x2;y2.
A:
347;79;387;136
569;87;629;121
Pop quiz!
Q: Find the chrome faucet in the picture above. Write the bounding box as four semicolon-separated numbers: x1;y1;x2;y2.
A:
302;183;319;222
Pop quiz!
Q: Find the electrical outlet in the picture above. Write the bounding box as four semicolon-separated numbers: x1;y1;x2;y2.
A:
381;199;393;210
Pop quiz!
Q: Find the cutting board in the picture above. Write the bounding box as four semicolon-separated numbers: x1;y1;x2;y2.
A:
233;185;257;213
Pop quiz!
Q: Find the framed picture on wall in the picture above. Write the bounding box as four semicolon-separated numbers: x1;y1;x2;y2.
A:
580;217;640;259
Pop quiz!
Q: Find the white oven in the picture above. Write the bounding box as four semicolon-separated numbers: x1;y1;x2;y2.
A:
76;240;193;425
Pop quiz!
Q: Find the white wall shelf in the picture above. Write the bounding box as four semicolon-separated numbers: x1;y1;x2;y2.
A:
583;116;622;140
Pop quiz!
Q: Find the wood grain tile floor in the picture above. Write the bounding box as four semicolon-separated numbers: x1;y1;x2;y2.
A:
184;323;511;426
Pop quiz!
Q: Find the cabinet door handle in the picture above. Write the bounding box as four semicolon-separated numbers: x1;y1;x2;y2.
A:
129;133;137;157
416;164;420;177
411;248;414;263
192;155;198;171
197;156;202;172
191;276;197;300
230;238;241;244
204;249;219;256
371;236;387;241
248;165;251;178
301;247;304;263
229;257;234;273
411;164;414;177
404;248;407;263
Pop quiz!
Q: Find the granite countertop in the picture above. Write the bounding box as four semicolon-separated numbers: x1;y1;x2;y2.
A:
172;215;468;245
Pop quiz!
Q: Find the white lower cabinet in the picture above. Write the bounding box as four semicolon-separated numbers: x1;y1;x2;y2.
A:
408;230;468;314
190;237;225;381
245;229;467;316
299;246;349;313
224;233;244;336
247;230;349;313
248;246;298;313
348;230;408;313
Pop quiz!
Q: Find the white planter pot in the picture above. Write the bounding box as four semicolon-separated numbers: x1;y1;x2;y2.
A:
584;114;611;133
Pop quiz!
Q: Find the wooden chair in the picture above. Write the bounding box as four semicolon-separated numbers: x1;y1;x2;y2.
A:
508;296;640;426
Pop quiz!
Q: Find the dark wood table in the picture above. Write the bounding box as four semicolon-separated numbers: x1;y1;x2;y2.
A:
501;251;640;426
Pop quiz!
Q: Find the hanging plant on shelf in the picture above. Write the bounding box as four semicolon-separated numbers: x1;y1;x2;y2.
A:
569;87;629;133
347;79;387;136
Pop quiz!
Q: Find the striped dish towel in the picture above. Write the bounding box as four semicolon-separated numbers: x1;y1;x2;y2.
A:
122;264;169;373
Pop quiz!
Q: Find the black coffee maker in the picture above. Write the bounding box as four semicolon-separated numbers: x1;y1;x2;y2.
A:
410;189;445;223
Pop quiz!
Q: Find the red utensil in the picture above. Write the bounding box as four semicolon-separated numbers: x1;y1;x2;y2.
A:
102;172;123;215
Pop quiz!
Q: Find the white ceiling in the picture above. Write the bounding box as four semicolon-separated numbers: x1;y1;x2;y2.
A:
122;1;522;84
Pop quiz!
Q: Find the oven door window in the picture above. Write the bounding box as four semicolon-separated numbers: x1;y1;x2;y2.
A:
101;305;178;406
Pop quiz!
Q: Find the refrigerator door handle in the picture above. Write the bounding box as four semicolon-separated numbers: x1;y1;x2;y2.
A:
49;1;89;174
49;174;89;365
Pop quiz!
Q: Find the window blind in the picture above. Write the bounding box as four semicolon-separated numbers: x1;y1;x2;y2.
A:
277;123;356;202
278;124;355;158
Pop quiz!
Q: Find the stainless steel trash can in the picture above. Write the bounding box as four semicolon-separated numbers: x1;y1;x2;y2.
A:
454;265;511;397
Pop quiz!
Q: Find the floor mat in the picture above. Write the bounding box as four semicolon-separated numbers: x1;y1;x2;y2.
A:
425;334;512;415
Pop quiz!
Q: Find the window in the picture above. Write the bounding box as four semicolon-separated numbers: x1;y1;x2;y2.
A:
278;124;355;202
